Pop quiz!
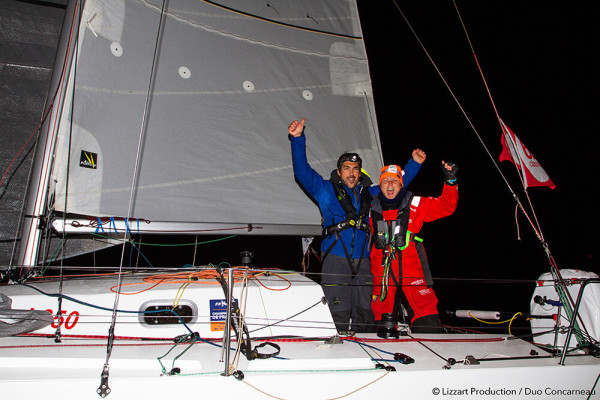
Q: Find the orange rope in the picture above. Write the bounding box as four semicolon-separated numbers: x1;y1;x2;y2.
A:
111;279;165;295
252;272;292;291
110;270;239;293
109;267;294;294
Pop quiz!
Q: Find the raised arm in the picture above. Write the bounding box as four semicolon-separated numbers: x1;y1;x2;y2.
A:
441;160;458;186
288;118;305;137
402;148;426;188
412;148;426;164
288;118;329;199
419;161;459;223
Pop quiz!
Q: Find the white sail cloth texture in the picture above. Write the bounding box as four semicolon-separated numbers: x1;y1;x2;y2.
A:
50;0;384;235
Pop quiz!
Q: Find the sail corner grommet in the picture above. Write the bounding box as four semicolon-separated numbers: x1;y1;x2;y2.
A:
302;90;313;101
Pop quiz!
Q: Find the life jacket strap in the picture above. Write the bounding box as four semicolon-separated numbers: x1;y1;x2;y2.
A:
323;217;369;237
397;231;422;251
321;229;369;279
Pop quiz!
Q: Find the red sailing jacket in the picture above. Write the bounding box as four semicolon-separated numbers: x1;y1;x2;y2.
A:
370;183;458;278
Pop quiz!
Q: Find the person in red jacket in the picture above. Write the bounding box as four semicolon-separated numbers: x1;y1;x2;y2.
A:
370;161;458;333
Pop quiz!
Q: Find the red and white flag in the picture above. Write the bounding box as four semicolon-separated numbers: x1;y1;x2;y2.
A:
499;120;555;189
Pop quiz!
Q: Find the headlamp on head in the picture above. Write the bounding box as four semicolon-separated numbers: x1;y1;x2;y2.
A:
337;152;362;170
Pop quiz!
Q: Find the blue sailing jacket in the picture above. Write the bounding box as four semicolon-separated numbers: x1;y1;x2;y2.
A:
291;133;421;259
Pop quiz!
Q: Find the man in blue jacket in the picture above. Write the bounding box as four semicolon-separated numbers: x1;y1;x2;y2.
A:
288;118;424;333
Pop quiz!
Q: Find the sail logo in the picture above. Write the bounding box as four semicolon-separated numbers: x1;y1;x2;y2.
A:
79;150;97;169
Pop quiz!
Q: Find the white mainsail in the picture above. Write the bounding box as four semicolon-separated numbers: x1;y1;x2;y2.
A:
18;0;384;265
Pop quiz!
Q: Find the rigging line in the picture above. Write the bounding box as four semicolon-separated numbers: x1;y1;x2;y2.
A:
192;234;199;266
353;341;404;369
21;267;541;288
325;370;391;400
240;380;287;400
434;276;536;283
390;1;543;243
248;299;324;334
116;0;167;289
101;0;169;389
240;369;391;400
6;9;72;270
500;121;546;241
251;272;293;291
21;2;85;276
254;278;274;336
17;281;206;341
346;339;396;357
468;311;522;326
13;0;83;273
18;281;177;314
405;332;451;364
587;371;600;400
128;241;154;269
39;202;56;271
52;3;84;341
451;0;546;243
130;234;237;247
156;336;196;375
199;0;362;40
134;233;142;270
232;270;251;371
9;141;39;271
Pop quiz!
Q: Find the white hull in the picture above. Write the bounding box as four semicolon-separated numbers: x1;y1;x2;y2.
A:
1;271;598;399
1;335;598;399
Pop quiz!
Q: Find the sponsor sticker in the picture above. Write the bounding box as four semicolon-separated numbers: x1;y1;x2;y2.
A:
210;299;235;331
79;150;97;169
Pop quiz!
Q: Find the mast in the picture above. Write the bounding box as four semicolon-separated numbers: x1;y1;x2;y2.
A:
16;0;81;267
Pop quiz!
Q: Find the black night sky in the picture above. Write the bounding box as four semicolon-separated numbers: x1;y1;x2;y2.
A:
356;1;597;277
352;1;599;324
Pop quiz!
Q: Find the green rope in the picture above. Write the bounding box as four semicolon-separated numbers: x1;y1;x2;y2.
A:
379;253;391;302
157;335;198;375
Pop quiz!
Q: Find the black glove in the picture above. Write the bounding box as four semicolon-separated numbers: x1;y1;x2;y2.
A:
442;162;458;185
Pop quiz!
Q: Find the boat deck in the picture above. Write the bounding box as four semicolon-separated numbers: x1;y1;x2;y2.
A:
1;333;598;399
